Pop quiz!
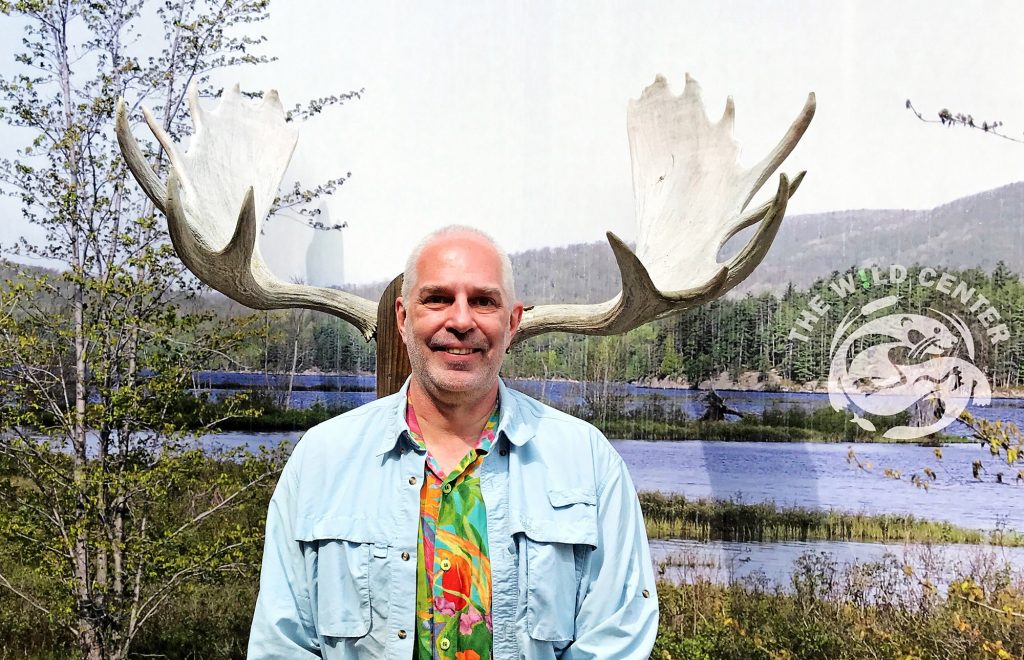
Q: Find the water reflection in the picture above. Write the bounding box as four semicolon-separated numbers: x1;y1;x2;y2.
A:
613;440;1021;531
195;429;1024;532
650;538;1024;590
695;389;822;583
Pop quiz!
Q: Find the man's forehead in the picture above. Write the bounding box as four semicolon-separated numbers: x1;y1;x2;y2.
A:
420;232;498;260
414;235;504;278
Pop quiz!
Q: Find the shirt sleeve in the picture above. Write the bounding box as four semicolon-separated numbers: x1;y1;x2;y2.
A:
247;446;322;658
565;448;659;659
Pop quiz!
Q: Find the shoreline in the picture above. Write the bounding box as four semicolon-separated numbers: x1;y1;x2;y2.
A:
629;373;1024;399
198;369;1024;399
639;493;1024;545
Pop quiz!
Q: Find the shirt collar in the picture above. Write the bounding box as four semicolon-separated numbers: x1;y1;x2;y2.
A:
375;377;534;456
495;378;535;447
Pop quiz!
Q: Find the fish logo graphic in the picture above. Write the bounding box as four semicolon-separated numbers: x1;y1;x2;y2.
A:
827;296;991;439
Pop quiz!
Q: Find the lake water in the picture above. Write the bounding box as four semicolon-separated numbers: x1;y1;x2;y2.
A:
613;440;1022;531
193;372;1024;439
203;431;1022;532
195;373;1024;585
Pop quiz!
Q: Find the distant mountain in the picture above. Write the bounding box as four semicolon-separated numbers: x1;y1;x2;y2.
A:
506;180;1024;303
338;181;1024;306
11;183;1019;311
342;241;623;305
1;260;59;283
733;180;1024;294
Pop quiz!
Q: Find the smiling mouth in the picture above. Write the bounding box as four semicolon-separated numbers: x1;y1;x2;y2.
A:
434;347;481;355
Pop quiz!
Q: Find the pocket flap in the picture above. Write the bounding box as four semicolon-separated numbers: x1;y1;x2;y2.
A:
294;515;381;544
513;489;598;546
548;488;597;507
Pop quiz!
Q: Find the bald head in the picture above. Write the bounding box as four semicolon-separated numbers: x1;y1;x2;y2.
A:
401;225;516;302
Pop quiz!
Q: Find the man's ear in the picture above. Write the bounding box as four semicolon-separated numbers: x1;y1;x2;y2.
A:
507;301;524;346
395;296;408;343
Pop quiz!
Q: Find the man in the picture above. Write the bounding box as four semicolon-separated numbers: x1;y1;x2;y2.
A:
248;226;658;659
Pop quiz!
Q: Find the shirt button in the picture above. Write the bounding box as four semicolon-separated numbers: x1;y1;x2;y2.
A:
642;589;650;598
440;558;451;571
397;630;407;639
401;551;410;561
499;448;508;456
408;476;417;485
439;638;451;650
442;483;453;494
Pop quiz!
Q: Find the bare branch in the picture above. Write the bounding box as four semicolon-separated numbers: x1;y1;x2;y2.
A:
905;99;1024;144
0;569;54;618
165;469;278;540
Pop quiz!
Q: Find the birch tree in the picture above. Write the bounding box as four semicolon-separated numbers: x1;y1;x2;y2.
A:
0;1;355;656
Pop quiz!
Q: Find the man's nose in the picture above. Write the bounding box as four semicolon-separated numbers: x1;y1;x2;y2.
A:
445;296;475;333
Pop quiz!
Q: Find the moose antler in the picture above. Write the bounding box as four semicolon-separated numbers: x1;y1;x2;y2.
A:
115;74;813;394
115;83;378;340
513;74;814;343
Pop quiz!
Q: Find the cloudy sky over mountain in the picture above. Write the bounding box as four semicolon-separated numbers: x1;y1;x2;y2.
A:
3;1;1023;284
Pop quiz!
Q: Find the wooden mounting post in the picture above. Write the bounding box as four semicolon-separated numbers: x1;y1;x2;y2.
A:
375;274;412;398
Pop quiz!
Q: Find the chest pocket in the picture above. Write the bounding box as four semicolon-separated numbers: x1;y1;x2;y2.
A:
514;488;598;642
297;517;376;640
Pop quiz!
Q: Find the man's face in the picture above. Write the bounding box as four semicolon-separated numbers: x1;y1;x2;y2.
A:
396;233;523;405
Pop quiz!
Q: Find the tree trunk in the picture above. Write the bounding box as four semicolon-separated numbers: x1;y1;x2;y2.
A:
909;396;943;438
80;624;104;660
375;274;411;398
700;388;744;422
285;309;307;410
53;12;101;655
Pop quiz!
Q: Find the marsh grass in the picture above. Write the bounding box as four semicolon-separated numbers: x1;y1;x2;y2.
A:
641;493;1024;546
3;501;1023;658
158;385;971;441
590;402;966;443
654;548;1024;659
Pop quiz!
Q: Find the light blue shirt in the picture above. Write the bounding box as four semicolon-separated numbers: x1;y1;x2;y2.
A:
248;379;659;659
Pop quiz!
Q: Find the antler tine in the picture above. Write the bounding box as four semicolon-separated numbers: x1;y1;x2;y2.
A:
517;74;814;343
742;93;815;211
115;99;166;213
721;173;790;292
514;233;728;344
729;170;805;237
165;174;378;338
115;86;379;341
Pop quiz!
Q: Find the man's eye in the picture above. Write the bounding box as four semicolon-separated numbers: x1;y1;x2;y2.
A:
422;295;449;305
474;298;497;308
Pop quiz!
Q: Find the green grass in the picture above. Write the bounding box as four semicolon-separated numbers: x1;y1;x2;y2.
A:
2;491;1021;657
640;493;1024;546
5;541;1022;659
0;565;256;659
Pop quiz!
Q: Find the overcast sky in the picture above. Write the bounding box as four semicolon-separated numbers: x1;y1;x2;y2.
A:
4;1;1024;284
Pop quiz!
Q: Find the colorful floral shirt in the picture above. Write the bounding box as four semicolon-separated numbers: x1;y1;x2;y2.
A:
407;400;499;660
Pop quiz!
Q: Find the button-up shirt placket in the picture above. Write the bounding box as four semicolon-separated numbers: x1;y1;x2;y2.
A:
387;436;425;658
479;434;517;659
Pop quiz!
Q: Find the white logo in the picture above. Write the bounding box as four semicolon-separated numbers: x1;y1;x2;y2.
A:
827;295;991;439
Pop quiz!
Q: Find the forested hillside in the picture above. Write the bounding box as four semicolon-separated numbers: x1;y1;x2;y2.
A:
6;182;1023;388
505;263;1024;391
196;263;1024;392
